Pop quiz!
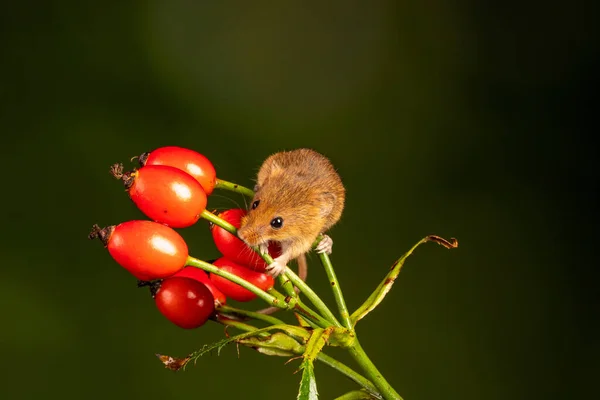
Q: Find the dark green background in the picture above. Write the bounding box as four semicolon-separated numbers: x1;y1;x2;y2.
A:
1;2;597;399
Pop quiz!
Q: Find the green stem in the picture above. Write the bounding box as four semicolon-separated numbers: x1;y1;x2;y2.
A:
186;256;292;310
293;298;333;328
319;251;352;329
296;313;321;329
317;353;381;399
280;263;342;328
211;315;270;338
201;209;237;234
214;178;255;197
217;304;285;326
275;268;299;299
334;390;378;400
348;339;402;400
261;289;329;329
260;244;342;327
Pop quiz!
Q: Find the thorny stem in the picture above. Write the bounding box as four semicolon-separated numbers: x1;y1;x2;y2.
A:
348;339;402;400
260;289;330;329
259;248;342;328
275;270;299;298
295;313;321;329
217;304;285;326
318;250;352;329
201;209;237;234
293;298;332;329
214;178;255;198
280;264;343;328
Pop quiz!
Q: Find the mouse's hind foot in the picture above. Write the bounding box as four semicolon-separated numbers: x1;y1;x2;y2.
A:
315;234;333;254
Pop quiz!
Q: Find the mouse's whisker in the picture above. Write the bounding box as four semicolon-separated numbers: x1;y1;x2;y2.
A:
208;194;244;210
240;244;258;260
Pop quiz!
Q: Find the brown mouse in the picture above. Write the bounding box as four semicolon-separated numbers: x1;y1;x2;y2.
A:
238;148;345;278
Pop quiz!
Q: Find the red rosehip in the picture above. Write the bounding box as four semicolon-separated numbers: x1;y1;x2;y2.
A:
155;277;214;329
89;221;188;281
211;209;280;272
172;266;227;305
112;163;207;228
138;146;217;195
210;257;275;302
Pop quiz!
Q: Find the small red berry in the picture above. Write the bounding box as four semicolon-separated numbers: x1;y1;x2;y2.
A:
211;209;280;271
138;146;217;195
89;221;188;281
155;277;215;329
172;266;227;305
210;257;275;302
112;163;207;228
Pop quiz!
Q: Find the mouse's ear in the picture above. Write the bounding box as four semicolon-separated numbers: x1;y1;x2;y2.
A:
257;158;284;186
318;192;336;217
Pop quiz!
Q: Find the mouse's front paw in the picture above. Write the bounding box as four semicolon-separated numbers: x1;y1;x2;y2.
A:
258;242;269;255
266;259;286;277
315;234;333;254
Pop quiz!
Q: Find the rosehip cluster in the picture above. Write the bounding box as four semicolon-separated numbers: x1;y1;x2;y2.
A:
89;146;275;329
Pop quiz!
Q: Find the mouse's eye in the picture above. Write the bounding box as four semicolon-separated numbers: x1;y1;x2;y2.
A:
270;217;283;229
251;200;260;210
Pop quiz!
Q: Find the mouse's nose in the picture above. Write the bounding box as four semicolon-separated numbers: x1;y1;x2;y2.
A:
238;226;263;247
236;226;256;246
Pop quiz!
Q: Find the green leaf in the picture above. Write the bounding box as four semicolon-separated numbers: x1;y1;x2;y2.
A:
297;361;318;400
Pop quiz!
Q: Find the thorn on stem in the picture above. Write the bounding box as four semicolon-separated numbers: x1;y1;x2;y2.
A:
285;355;303;366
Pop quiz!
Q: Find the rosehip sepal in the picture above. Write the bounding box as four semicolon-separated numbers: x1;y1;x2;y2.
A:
88;224;114;244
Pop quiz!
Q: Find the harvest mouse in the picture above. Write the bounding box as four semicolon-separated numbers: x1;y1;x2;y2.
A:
237;148;345;278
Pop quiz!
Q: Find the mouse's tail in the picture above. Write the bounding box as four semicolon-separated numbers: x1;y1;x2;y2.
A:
255;254;307;315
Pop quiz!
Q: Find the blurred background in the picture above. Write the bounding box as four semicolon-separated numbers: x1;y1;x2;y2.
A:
1;1;597;399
